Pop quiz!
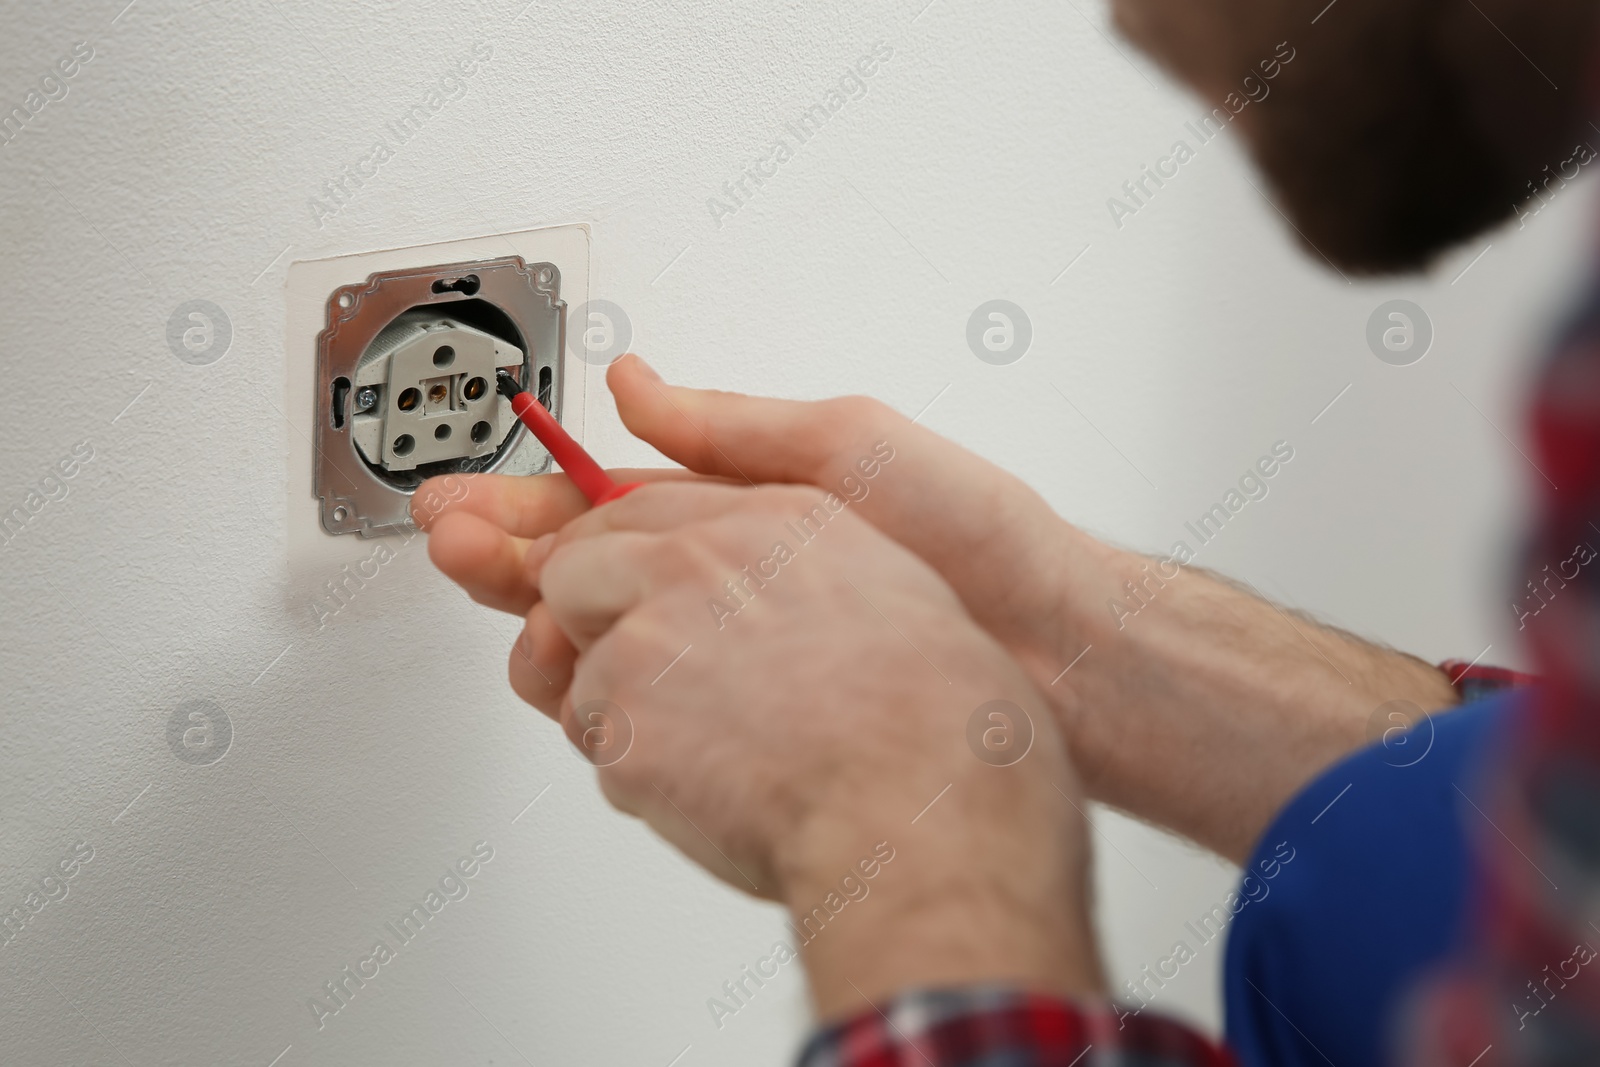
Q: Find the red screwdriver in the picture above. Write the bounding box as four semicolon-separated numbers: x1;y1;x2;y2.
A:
495;370;642;507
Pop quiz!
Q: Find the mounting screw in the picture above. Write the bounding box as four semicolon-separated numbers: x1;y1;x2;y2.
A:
354;386;378;412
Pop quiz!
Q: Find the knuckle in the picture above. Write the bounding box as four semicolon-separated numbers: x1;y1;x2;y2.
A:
697;505;789;559
815;396;903;483
768;484;833;519
507;651;546;706
824;394;898;435
659;529;722;576
619;481;680;510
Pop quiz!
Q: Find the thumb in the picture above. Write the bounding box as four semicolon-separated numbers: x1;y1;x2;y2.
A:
602;354;1093;654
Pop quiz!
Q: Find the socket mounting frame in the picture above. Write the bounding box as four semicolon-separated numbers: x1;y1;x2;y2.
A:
313;256;565;537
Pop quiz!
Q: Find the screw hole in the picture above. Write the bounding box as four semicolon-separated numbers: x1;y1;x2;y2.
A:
471;420;492;444
538;366;554;409
398;387;420;412
428;384;448;404
434;424;452;441
430;274;481;296
393;434;415;457
538;268;553;285
337;292;354;309
433;345;455;368
332;506;349;522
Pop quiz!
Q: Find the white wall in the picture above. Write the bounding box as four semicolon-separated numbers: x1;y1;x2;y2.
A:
0;1;1588;1063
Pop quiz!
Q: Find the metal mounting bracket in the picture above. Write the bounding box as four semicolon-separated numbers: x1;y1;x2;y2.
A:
313;256;565;537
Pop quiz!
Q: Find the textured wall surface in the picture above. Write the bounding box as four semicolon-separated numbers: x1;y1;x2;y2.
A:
0;1;1589;1064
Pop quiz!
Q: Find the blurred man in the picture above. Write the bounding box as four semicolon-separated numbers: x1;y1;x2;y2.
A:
418;0;1600;1063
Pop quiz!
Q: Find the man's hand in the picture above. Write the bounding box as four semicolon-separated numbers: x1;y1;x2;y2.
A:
419;355;1458;861
528;483;1103;1020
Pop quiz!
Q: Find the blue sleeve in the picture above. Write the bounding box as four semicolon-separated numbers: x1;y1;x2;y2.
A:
1222;691;1523;1067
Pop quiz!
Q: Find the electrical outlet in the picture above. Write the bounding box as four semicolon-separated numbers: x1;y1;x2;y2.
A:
313;256;566;537
349;309;522;472
284;226;591;563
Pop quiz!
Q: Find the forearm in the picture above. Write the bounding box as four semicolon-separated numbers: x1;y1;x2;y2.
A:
1045;549;1459;863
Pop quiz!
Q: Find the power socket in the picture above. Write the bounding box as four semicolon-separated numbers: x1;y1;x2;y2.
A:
312;256;566;537
284;226;591;575
350;309;522;472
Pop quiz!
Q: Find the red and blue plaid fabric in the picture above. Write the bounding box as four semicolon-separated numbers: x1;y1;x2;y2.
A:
1406;257;1600;1065
796;986;1236;1066
1440;660;1538;704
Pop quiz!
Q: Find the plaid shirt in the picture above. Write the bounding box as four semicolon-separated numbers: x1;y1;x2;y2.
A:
797;986;1237;1066
1404;251;1600;1065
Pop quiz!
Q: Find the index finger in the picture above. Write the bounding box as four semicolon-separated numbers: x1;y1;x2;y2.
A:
540;530;664;652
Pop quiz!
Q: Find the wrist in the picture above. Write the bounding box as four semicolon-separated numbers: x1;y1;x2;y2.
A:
999;520;1129;701
1051;551;1460;860
777;773;1103;1023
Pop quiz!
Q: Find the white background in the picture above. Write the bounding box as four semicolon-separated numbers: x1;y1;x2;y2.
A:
0;1;1588;1064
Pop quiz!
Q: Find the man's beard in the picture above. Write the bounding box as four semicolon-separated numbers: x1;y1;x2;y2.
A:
1238;3;1593;276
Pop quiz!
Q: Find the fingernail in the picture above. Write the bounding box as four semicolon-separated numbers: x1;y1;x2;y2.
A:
629;353;663;383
